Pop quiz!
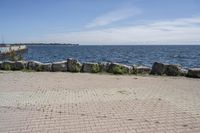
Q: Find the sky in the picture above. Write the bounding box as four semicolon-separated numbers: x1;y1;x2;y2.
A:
0;0;200;45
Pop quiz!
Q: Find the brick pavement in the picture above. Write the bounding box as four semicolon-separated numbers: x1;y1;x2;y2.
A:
0;71;200;133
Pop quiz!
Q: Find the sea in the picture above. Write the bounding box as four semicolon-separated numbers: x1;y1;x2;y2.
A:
10;45;200;68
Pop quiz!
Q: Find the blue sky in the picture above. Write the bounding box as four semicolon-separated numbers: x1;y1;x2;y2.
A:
0;0;200;44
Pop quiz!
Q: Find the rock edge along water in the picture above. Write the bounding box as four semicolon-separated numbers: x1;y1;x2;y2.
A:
0;59;199;78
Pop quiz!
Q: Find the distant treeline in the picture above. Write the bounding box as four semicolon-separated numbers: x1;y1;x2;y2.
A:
0;43;79;46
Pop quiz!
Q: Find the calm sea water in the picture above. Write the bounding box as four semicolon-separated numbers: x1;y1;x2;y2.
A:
22;45;200;68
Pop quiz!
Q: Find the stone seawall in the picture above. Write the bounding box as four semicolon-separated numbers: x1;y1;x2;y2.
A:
0;45;27;55
0;58;199;78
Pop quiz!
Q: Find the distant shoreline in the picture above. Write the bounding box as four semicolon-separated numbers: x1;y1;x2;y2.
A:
0;43;79;46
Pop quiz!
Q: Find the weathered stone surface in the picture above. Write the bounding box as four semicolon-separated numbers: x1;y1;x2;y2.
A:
52;61;67;72
187;68;200;78
82;62;100;73
14;61;26;70
1;61;15;70
108;63;132;74
67;58;82;72
0;61;2;70
151;62;166;75
41;63;52;71
165;64;182;76
180;68;188;76
99;62;111;72
27;61;43;71
132;65;151;74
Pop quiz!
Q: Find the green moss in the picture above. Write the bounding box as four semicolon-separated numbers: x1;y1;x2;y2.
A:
112;66;124;74
112;65;130;75
91;64;100;73
3;64;11;71
71;64;81;72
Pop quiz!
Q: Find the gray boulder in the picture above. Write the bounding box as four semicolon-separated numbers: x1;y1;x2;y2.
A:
41;63;52;71
27;61;43;71
108;63;132;74
0;61;2;70
14;61;27;70
187;68;200;78
1;61;15;70
180;68;188;76
151;62;166;75
132;65;151;74
67;58;82;72
99;62;111;72
82;62;100;73
52;61;67;72
165;64;182;76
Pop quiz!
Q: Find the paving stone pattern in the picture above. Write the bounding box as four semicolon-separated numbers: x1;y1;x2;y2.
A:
0;72;200;133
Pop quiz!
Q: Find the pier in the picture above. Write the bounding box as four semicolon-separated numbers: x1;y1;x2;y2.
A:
0;44;27;55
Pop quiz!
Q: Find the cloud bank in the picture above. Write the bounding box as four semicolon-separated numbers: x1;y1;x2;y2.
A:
37;16;200;45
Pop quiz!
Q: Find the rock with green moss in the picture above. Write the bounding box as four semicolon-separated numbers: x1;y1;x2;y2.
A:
0;61;2;70
1;61;15;70
27;61;43;71
14;61;27;70
82;62;100;73
165;64;182;76
108;63;132;74
1;61;26;71
41;63;52;71
67;58;82;72
180;68;188;76
150;62;167;75
187;68;200;78
52;61;67;72
99;62;111;72
132;65;151;74
151;62;184;76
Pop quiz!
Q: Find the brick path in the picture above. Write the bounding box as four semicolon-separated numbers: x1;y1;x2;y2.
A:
0;72;200;133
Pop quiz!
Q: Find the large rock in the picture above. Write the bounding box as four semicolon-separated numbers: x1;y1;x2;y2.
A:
99;62;111;72
52;61;67;72
108;63;132;74
165;64;182;76
0;61;2;70
151;62;166;75
82;62;100;73
27;61;43;71
180;68;188;76
67;58;82;72
187;68;200;78
1;61;15;70
132;65;151;74
14;61;27;70
41;63;52;71
1;61;26;71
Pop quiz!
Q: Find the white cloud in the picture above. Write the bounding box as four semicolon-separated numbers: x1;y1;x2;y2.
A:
37;16;200;45
86;8;141;28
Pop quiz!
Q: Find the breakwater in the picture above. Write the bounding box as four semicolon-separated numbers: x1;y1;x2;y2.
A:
22;45;200;68
0;58;199;78
0;45;27;55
